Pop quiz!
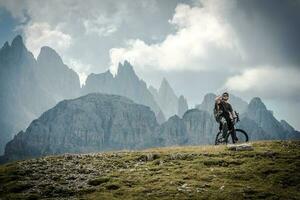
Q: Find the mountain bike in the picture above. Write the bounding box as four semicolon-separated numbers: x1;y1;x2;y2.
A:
215;111;249;145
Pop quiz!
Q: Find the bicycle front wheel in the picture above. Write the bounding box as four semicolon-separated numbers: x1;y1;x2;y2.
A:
227;129;249;144
215;132;224;145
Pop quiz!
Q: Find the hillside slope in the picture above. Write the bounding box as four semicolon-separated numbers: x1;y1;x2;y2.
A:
0;140;299;200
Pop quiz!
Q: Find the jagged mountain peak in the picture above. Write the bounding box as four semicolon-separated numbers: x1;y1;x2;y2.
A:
1;41;9;50
37;46;63;64
156;77;179;119
158;77;177;99
117;60;136;76
0;42;10;57
248;97;267;110
160;77;171;90
0;35;36;67
11;35;24;48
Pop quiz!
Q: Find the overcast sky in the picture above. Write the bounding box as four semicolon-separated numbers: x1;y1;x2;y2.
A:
0;0;299;130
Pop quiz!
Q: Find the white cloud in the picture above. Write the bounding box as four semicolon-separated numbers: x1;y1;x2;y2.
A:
65;58;92;86
109;1;244;74
224;67;300;100
23;22;72;58
83;15;118;37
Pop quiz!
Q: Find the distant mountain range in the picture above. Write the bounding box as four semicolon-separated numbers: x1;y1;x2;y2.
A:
0;35;299;159
0;35;187;154
1;92;299;163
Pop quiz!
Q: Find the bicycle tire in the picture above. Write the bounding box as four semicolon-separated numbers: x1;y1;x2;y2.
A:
215;131;224;145
226;129;249;144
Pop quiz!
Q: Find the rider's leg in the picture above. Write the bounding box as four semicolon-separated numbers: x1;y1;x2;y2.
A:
226;117;238;142
220;117;228;138
219;122;222;131
225;115;232;130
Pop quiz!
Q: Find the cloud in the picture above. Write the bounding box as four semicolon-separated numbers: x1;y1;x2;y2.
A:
65;58;92;85
109;2;244;74
23;22;72;58
83;16;118;37
0;0;178;75
224;66;300;101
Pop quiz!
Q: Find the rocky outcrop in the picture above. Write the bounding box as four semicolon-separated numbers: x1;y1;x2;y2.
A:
82;70;115;95
156;115;188;146
157;109;218;146
183;109;218;145
1;93;159;162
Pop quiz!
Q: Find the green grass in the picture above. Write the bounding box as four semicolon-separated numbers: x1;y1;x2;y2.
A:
0;140;299;199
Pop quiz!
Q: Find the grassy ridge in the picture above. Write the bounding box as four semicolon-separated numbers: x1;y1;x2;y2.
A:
0;140;299;199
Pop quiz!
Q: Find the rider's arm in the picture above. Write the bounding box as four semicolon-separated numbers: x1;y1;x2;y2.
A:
215;96;222;104
214;96;222;113
228;104;235;119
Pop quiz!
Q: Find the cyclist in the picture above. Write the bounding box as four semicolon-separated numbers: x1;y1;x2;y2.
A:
214;92;238;142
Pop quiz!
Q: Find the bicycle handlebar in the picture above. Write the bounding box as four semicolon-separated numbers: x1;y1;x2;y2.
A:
233;111;240;123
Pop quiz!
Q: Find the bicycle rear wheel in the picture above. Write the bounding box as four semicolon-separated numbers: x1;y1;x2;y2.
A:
215;132;225;145
227;129;249;144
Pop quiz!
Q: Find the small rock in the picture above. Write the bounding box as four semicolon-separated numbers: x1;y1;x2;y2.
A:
182;183;188;188
227;143;253;151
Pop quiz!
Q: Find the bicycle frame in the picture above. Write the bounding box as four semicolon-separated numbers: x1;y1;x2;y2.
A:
221;111;239;140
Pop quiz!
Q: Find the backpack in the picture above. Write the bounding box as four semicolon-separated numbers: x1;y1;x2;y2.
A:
213;107;222;122
213;97;223;122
